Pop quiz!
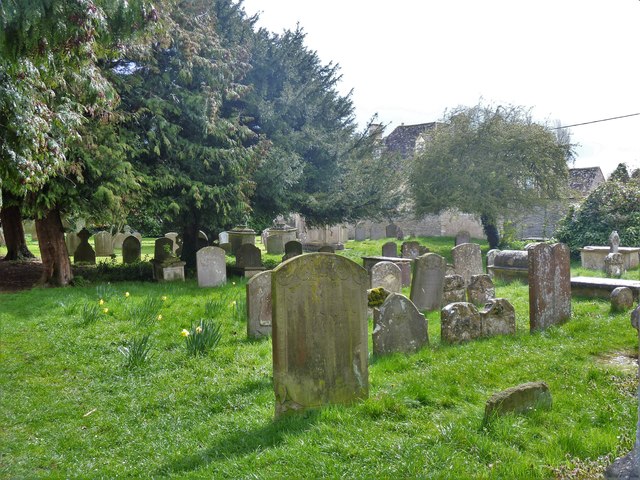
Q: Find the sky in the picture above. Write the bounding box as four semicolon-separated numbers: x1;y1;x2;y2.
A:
239;0;639;177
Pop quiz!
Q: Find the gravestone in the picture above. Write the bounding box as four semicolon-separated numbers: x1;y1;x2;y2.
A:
381;241;398;258
197;231;209;250
480;298;516;337
410;253;446;311
65;232;81;256
486;249;500;270
467;274;495;306
609;230;620;253
370;224;386;240
401;241;421;260
610;287;634;312
236;244;262;269
355;223;368;241
455;230;471;246
272;253;369;416
282;240;303;261
488;249;529;282
396;227;404;241
94;231;114;257
484;382;552;420
385;224;399;239
228;225;256;255
74;228;96;264
373;293;428;355
112;232;126;250
154;237;174;262
165;232;179;253
152;237;186;281
246;270;272;339
122;235;141;264
443;275;466;305
528;243;571;331
219;231;229;244
452;243;483;286
605;253;625;278
318;245;335;253
370;261;402;293
196;246;226;287
440;302;482;344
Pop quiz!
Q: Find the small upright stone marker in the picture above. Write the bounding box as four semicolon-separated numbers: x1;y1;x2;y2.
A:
484;382;552;421
370;261;402;293
401;241;421;260
467;274;495;306
282;240;303;261
480;298;516;337
196;246;226;287
373;293;428;355
605;253;625;278
246;270;272;338
74;228;96;264
610;287;634;312
410;253;446;311
440;302;482;344
455;230;471;246
122;235;141;264
452;243;483;286
382;241;398;258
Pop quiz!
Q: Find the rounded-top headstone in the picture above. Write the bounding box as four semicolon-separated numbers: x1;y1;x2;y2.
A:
370;261;402;293
196;246;227;287
610;287;634;312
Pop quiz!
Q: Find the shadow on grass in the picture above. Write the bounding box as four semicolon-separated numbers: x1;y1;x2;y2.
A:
156;410;319;476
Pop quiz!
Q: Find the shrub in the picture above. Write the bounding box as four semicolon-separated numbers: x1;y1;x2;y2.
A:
73;260;154;283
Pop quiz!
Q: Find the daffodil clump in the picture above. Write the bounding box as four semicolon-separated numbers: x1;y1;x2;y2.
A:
182;319;221;356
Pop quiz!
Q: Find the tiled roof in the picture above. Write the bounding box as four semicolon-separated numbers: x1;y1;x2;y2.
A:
568;167;605;195
384;122;438;158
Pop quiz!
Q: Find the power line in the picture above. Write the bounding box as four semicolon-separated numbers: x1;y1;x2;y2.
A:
553;112;640;129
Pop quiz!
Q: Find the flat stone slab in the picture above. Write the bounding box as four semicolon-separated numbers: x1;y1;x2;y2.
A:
571;276;640;301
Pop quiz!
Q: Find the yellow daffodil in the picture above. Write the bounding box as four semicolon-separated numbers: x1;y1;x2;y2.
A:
231;300;237;307
161;296;167;301
103;308;109;314
232;282;236;286
99;299;104;305
195;326;203;334
181;329;190;337
157;314;162;321
125;292;130;298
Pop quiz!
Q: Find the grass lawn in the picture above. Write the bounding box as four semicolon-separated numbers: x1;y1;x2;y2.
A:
0;237;638;478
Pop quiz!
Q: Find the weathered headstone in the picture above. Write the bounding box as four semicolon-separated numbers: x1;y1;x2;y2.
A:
122;235;141;264
318;245;335;253
165;232;179;253
372;293;428;355
452;243;483;286
219;231;229;244
282;240;303;261
65;232;81;256
94;231;114;257
396;227;404;241
528;243;571;331
370;224;386;240
443;274;466;306
154;237;174;263
381;241;398;258
410;253;446;311
455;230;471;246
441;302;482;344
385;224;399;239
272;253;369;416
401;241;421;260
605;253;625;278
480;298;516;337
196;246;226;287
370;261;402;294
484;382;552;420
236;244;262;269
151;237;186;281
486;249;500;270
467;274;495;306
112;232;126;250
611;287;634;312
74;228;96;264
247;270;272;338
609;230;620;254
354;223;368;241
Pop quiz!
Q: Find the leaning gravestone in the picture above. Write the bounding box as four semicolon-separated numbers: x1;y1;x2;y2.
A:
455;230;471;246
65;232;81;256
410;253;446;311
373;293;428;355
74;228;96;264
272;253;369;416
480;298;516;337
381;241;398;258
467;274;495;306
94;231;114;257
282;240;303;261
441;302;482;344
370;261;402;293
246;270;272;339
401;241;421;260
452;243;483;286
528;243;571;331
196;246;226;287
443;274;466;306
122;235;141;264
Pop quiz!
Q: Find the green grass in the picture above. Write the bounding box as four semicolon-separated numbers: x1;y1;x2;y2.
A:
1;237;638;478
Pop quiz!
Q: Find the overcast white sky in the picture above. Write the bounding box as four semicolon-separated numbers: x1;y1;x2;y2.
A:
239;0;639;177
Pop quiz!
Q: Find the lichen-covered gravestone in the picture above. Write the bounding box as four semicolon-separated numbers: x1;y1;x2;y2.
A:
443;274;466;306
440;302;482;343
382;241;398;258
272;253;369;416
528;243;571;331
74;228;96;264
401;241;421;260
94;231;114;257
410;253;445;311
452;243;483;286
480;298;516;337
246;270;272;339
610;287;634;312
122;235;141;264
373;293;427;355
605;253;625;278
467;274;495;306
196;246;226;287
370;261;402;293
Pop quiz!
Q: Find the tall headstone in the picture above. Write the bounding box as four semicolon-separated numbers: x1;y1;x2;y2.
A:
370;261;402;294
373;293;428;355
609;230;620;254
452;243;483;286
410;253;446;311
528;243;571;331
65;232;81;256
74;228;96;264
94;231;114;257
282;240;303;262
455;230;471;246
467;274;495;306
246;270;272;339
441;302;482;344
354;223;368;241
196;246;226;287
122;235;141;264
401;241;421;260
272;254;369;416
381;241;398;258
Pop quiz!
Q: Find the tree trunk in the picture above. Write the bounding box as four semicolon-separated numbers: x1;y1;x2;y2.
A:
481;214;500;249
0;191;35;261
181;222;199;271
36;208;73;286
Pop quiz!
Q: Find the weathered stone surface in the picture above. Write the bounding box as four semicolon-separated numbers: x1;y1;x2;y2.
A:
385;224;399;239
196;246;226;287
571;276;640;302
154;237;175;263
152;237;185;281
410;253;445;311
272;253;369;416
605;253;626;278
247;270;272;338
266;235;286;255
443;274;466;306
362;256;412;287
455;230;471;246
611;287;635;312
355;223;368;241
440;302;482;343
218;231;229;244
112;232;126;250
318;245;335;253
236;244;262;269
94;231;114;257
609;230;620;253
74;228;96;264
486;249;500;269
488;249;529;283
452;243;483;286
467;274;495;306
165;232;180;253
370;261;402;293
484;382;552;420
373;293;428;355
282;240;303;261
401;241;421;260
382;241;398;258
65;232;81;256
370;224;386;240
158;264;185;281
528;243;571;331
122;235;141;264
480;298;516;337
228;225;256;255
581;246;640;271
